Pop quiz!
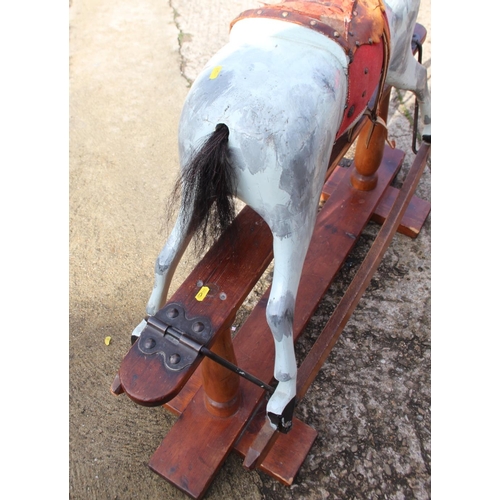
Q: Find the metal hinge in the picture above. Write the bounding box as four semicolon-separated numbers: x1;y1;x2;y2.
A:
138;303;212;371
137;303;275;394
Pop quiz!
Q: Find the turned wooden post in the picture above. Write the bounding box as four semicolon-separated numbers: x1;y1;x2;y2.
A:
351;89;391;191
201;321;241;417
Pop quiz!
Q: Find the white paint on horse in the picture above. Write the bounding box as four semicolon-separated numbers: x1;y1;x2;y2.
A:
385;0;431;137
133;0;431;428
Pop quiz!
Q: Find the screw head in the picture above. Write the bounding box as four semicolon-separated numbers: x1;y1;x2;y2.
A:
169;353;181;365
192;321;205;333
167;307;179;319
143;338;156;349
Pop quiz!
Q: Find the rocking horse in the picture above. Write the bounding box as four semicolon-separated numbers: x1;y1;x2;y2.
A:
112;0;431;497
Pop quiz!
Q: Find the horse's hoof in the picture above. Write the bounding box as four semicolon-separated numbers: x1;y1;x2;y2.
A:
267;396;296;434
131;318;148;344
422;134;431;144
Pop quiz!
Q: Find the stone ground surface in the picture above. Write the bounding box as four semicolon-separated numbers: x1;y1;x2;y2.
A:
69;1;431;498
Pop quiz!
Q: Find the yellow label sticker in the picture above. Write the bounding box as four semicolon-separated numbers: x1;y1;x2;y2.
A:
195;286;210;301
209;66;222;80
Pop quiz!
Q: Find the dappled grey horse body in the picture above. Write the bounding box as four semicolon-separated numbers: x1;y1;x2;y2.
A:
132;0;430;430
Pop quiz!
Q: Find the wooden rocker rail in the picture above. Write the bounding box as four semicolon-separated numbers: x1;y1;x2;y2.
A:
111;23;430;500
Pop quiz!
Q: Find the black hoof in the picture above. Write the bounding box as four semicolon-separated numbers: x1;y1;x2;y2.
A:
267;397;296;434
422;134;431;144
131;335;139;345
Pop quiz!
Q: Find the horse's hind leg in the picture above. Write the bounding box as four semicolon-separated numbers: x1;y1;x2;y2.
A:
265;227;313;431
387;49;431;142
131;210;193;341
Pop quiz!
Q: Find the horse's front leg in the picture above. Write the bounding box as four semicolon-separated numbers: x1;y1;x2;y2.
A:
387;48;431;142
131;211;193;342
265;226;314;432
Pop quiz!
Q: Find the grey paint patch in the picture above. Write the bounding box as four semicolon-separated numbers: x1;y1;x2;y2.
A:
188;68;235;116
156;260;169;274
238;131;277;176
262;203;294;240
266;290;295;342
279;142;314;213
387;2;419;75
313;70;338;99
275;371;293;382
388;13;407;72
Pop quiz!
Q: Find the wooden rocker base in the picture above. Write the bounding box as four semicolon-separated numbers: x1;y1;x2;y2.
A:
112;142;430;499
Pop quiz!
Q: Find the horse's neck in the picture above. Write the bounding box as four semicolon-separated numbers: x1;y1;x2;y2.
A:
230;18;349;72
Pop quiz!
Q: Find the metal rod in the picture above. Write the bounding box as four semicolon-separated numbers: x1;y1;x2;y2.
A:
161;322;274;393
200;346;275;394
412;38;423;154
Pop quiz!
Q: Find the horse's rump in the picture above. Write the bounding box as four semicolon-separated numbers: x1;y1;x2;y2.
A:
231;0;391;137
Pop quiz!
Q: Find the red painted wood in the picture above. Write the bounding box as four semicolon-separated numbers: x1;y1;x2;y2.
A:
371;185;431;238
322;164;431;238
234;404;317;485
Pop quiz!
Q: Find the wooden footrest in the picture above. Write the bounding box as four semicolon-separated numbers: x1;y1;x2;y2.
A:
371;185;430;238
322;164;430;238
234;405;318;485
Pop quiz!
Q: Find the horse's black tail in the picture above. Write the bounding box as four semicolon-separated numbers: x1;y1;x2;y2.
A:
173;123;236;254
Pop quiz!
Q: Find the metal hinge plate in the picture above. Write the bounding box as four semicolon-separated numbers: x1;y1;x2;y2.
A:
137;303;213;372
